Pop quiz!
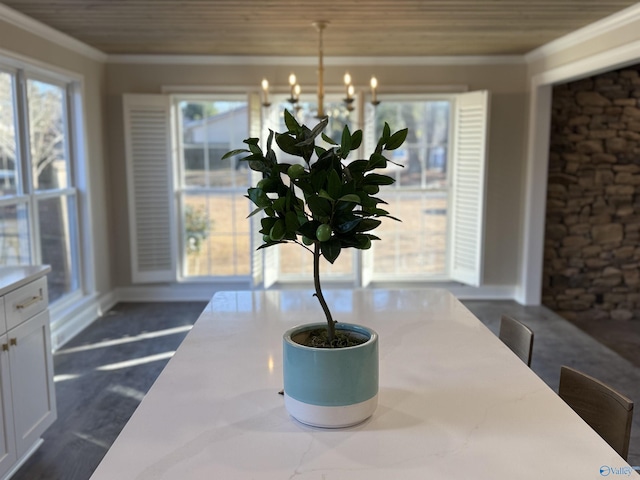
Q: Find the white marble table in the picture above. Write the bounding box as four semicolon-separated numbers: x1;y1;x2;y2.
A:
90;289;639;479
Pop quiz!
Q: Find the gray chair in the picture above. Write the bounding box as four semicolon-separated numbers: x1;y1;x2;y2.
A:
559;365;634;460
498;314;534;366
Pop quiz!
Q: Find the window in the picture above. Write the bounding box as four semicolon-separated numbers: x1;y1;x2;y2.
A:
262;96;357;284
259;95;457;286
367;98;451;281
126;90;487;288
0;67;81;304
175;98;252;278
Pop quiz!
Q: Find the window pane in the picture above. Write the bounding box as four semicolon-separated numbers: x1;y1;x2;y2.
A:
0;203;30;264
183;193;251;277
374;101;449;189
179;100;251;278
180;101;249;189
38;195;78;302
265;98;356;281
27;79;69;190
371;100;450;278
0;72;19;196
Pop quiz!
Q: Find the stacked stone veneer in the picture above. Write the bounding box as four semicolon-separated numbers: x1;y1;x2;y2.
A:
543;65;640;323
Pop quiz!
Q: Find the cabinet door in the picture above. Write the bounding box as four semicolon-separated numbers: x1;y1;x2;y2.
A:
8;310;57;457
0;333;16;479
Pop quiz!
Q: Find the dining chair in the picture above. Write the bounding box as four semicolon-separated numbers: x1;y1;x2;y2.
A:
498;314;534;366
559;365;634;460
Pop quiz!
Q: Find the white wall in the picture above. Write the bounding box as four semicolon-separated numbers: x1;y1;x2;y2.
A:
0;11;113;345
105;60;529;293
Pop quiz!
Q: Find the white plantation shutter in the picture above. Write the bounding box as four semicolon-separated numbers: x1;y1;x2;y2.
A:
123;94;175;283
449;90;490;287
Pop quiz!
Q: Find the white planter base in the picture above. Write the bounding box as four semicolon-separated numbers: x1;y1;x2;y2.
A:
284;393;378;428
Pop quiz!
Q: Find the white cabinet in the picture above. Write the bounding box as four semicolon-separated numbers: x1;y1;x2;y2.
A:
0;269;56;480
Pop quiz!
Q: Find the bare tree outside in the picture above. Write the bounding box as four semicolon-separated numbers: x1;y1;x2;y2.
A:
0;73;77;302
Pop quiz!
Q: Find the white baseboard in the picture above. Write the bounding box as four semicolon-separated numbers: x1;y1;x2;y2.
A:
49;291;118;351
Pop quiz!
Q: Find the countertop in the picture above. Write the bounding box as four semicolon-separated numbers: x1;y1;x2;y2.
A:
89;289;638;479
0;265;50;296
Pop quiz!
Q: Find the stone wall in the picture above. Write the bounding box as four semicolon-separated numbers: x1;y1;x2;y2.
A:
542;64;640;323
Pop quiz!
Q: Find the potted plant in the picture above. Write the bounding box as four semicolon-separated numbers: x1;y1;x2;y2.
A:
223;110;407;427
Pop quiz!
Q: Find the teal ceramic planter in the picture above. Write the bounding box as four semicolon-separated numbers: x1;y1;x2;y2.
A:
283;323;379;428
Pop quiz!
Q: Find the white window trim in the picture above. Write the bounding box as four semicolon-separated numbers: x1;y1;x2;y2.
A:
0;54;91;304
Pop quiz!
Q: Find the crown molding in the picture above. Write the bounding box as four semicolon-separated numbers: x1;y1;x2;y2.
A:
525;2;640;64
107;54;524;66
0;3;107;63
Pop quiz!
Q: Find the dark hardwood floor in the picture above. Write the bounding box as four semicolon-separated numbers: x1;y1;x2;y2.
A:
12;302;207;480
10;298;640;479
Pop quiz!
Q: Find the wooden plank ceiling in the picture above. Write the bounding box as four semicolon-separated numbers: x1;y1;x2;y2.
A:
2;0;637;56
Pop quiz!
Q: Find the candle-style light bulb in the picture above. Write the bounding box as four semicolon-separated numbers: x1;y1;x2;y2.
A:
288;73;298;104
294;84;301;99
370;76;379;105
261;78;270;107
348;84;355;98
344;72;352;86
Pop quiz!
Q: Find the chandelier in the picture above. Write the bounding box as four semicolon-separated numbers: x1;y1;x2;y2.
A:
260;21;380;117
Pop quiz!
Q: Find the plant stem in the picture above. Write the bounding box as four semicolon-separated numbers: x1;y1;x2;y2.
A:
313;240;335;343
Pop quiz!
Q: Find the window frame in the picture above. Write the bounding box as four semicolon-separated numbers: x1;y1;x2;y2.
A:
172;93;254;284
0;58;86;306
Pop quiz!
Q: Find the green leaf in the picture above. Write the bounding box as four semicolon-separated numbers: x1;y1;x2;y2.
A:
260;217;277;234
327;169;341;200
275;133;301;157
257;240;286;250
345;160;369;176
364;173;395;186
350;130;363;151
285;211;299;232
320;237;341;264
247;188;271;207
334;217;362;234
266;129;274;151
382;123;391;142
355;218;382;232
321;133;338;145
250;160;269;173
340;125;352;158
318;189;335;201
308;116;329;140
370;207;390;216
298;220;320;239
362;184;380;195
272;197;286;213
314;146;327;158
247;206;266;218
385;128;408;150
284;109;300;132
270;219;286;241
306;196;332;218
248;143;263;155
221;149;249;160
338;194;361;204
368;153;387;169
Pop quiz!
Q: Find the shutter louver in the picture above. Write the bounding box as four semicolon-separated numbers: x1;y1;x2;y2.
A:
123;94;175;283
449;90;490;287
